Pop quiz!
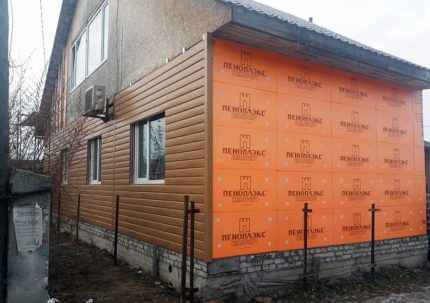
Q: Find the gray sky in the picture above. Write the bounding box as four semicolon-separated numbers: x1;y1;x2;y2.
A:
9;0;430;140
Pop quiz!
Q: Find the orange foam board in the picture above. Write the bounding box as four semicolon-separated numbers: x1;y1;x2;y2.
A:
378;206;416;240
373;175;415;207
332;173;376;208
331;103;376;141
332;138;377;173
334;207;372;244
277;171;333;210
414;147;425;176
277;93;331;136
414;204;427;236
277;209;333;250
376;110;413;145
213;211;277;258
331;70;376;109
213;38;277;91
413;112;424;147
213;82;277;131
213;169;277;212
374;83;413;114
277;133;332;172
213;126;276;170
277;57;332;101
415;176;426;205
377;143;414;175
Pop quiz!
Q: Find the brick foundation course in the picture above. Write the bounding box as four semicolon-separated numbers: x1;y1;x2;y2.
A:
56;216;428;301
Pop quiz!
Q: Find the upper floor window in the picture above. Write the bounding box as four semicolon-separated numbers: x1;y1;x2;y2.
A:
133;114;166;184
71;1;109;89
88;137;101;184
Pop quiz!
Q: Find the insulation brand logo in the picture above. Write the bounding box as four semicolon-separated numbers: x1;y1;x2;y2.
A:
339;111;370;133
342;213;370;235
287;214;325;240
222;176;267;203
384;148;408;168
385;210;409;231
384;179;409;200
222;134;267;162
382;87;406;108
382;117;407;138
338;78;368;99
287;66;323;90
223;50;268;80
221;92;267;121
220;217;267;247
339;144;370;167
341;178;371;201
287;177;324;201
287;103;323;128
285;140;323;164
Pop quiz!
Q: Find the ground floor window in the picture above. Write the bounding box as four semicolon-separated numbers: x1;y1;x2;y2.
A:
88;137;101;184
133;113;165;184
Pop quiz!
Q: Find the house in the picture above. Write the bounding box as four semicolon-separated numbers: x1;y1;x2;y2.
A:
39;0;430;299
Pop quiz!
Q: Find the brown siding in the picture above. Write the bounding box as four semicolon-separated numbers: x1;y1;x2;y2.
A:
49;39;210;260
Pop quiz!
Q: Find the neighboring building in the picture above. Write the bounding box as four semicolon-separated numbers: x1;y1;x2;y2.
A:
38;0;430;300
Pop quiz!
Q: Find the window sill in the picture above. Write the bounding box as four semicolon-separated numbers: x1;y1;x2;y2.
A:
134;179;165;185
89;181;101;185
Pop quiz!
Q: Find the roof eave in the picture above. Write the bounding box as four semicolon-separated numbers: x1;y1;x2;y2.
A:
214;5;430;90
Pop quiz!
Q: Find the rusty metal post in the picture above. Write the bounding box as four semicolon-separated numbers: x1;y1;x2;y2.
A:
113;194;120;265
189;201;200;303
302;202;312;286
368;203;380;278
56;191;61;233
181;195;189;302
76;194;81;242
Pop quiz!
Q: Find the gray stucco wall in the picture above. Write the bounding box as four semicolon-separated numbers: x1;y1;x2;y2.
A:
66;0;231;121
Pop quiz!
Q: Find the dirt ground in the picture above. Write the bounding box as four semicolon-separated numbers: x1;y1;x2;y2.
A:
48;230;179;303
49;230;430;303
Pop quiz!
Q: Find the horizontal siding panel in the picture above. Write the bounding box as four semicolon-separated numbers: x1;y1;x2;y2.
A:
48;40;209;261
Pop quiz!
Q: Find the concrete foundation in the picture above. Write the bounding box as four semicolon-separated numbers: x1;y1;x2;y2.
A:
58;216;428;301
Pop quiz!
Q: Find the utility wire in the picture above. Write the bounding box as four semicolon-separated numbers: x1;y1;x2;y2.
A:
39;0;46;64
8;0;13;59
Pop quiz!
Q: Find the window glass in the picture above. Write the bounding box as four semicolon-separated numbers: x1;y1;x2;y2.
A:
88;11;103;74
137;122;148;179
134;114;165;183
89;137;101;183
103;3;109;60
75;31;87;86
149;117;165;180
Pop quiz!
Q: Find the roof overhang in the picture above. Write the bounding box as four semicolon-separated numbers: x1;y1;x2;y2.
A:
35;0;76;137
213;4;430;90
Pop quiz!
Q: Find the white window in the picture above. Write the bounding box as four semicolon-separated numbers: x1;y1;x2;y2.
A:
88;137;101;184
134;114;165;184
61;149;69;184
71;30;86;88
71;1;109;89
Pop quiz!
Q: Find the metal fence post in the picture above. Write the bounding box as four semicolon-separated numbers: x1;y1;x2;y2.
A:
368;203;380;278
76;194;81;242
113;195;120;265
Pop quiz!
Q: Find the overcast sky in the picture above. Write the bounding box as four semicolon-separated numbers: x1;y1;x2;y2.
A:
9;0;430;140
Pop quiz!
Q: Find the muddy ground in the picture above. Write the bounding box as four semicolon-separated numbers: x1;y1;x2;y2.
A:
48;230;179;303
49;230;430;303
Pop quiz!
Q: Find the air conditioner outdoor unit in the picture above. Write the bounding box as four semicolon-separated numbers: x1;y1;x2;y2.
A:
84;85;105;115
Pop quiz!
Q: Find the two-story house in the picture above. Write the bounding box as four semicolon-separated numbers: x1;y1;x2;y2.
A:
38;0;430;300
